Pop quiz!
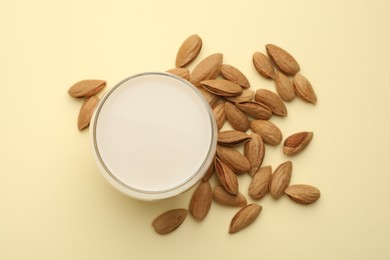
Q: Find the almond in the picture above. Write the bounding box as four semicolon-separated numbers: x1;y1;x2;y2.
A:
200;79;242;97
255;89;287;117
229;203;262;234
77;95;99;131
199;87;219;108
283;131;313;156
217;145;251;175
224;102;249;132
224;89;255;103
213;185;247;207
293;74;317;104
202;158;215;182
218;130;251;146
221;64;250;89
189;181;213;221
274;70;296;102
68;79;106;98
166;68;190;80
175;34;202;68
266;44;300;75
284;184;320;204
235;101;272;120
152;208;188;234
248;166;272;200
250;120;282;146
253;52;275;79
269;161;292;199
214;157;239;195
212;103;226;130
189;53;223;87
244;133;265;176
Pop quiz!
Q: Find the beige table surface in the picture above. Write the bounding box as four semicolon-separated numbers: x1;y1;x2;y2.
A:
1;0;390;259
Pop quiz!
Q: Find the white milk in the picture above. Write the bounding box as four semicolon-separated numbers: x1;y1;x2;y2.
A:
90;72;217;200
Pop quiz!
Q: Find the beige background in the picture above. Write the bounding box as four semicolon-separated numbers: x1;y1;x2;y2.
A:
1;0;389;259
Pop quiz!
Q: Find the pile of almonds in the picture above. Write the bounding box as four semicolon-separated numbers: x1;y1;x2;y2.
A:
153;35;320;235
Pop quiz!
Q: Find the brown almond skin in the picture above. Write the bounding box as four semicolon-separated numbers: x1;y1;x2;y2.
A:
235;101;272;120
213;185;247;207
166;68;190;80
229;203;262;234
175;34;202;68
250;120;282;146
68;79;106;98
244;133;265;176
200;79;242;97
202;158;215;182
221;64;250;89
283;132;313;156
78;95;99;131
217;145;251;175
199;88;219;108
189;181;213;221
218;130;251;147
152;208;188;234
248;166;272;200
284;184;320;204
266;44;300;75
274;70;296;102
293;74;317;104
189;53;223;87
212;103;226;130
269;161;292;199
225;89;254;103
224;102;250;132
253;52;275;79
214;157;239;195
255;89;287;117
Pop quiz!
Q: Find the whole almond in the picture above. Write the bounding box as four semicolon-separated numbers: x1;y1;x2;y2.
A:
152;208;188;234
244;133;265;176
253;52;275;79
235;101;272;120
248;166;272;200
68;79;106;98
213;103;226;130
293;74;317;104
285;184;320;204
221;64;250;89
269;161;292;199
229;203;262;234
213;185;247;207
217;145;251;175
189;181;213;221
250;120;282;146
214;157;239;195
266;44;300;75
283;131;313;156
225;89;255;103
199;87;219;108
218;130;251;146
255;89;287;117
200;79;242;97
189;53;223;87
224;102;249;132
78;95;99;131
274;70;296;102
175;34;202;68
166;68;190;80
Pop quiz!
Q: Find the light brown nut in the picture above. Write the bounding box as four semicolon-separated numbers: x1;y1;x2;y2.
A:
244;133;265;176
254;89;287;117
229;203;262;234
213;185;247;207
217;145;251;175
218;130;251;147
189;181;213;221
77;95;99;131
235;101;272;120
200;79;242;97
221;64;250;89
189;53;223;87
248;166;272;200
202;158;215;182
175;34;202;68
68;79;106;98
274;70;296;102
269;161;292;199
266;44;300;75
212;103;226;131
283;131;313;156
293;74;317;104
253;52;275;79
224;89;254;103
224;102;249;132
152;208;188;234
214;157;239;195
285;184;320;204
199;88;219;108
166;68;190;80
250;120;282;146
